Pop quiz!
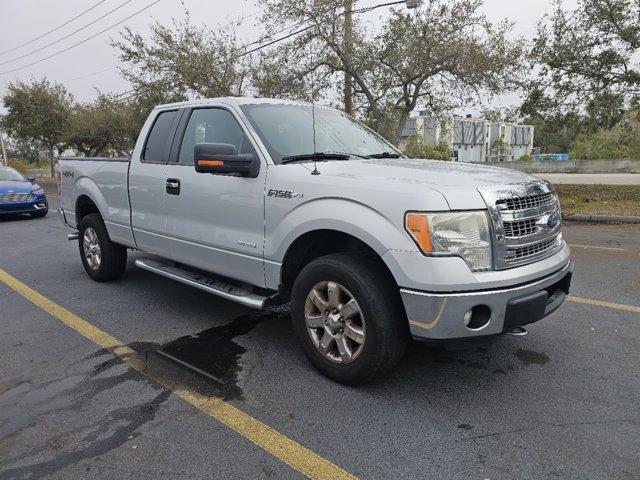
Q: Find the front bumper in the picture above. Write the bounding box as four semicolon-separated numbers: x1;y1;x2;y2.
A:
401;260;573;341
0;196;48;215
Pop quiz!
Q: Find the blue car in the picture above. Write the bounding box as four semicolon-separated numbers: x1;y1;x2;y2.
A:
0;166;49;218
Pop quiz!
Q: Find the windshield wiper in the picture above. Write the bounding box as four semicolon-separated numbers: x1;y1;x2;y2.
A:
281;152;350;164
366;152;402;159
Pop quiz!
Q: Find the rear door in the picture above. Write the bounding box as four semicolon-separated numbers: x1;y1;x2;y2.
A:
163;106;267;287
129;108;181;257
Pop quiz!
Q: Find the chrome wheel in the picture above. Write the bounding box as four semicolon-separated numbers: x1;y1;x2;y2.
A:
304;281;365;364
82;227;101;270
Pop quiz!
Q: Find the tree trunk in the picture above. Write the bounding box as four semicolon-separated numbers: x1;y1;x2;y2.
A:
394;111;410;146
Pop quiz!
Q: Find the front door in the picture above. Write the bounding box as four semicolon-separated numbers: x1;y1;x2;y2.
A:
164;107;267;287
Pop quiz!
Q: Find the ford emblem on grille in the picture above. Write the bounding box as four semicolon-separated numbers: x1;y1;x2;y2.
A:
537;213;559;230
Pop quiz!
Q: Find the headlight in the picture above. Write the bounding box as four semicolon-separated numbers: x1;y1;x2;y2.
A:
405;211;493;271
32;188;44;196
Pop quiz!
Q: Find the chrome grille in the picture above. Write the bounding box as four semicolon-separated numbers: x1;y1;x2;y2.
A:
0;193;33;203
479;182;564;269
503;218;537;238
505;237;560;262
496;192;555;211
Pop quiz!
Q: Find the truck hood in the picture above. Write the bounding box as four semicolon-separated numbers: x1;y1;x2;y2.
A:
0;180;38;195
321;158;543;209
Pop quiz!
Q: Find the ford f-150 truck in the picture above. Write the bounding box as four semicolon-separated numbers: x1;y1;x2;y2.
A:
58;97;572;384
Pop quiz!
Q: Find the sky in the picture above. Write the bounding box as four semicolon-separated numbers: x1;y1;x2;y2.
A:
0;0;580;112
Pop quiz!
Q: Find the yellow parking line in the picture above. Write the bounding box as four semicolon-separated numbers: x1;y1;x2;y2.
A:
569;295;640;314
0;268;357;480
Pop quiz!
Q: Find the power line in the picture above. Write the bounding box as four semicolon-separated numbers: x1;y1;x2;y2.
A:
66;65;119;83
0;0;137;67
117;0;406;101
0;0;108;56
0;0;162;76
112;22;317;100
60;5;267;86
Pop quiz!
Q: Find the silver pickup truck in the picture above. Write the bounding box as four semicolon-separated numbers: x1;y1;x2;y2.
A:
59;97;572;384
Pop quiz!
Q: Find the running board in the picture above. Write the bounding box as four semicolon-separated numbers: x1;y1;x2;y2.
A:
135;258;268;309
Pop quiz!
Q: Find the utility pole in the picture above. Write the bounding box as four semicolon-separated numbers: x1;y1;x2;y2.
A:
342;1;419;115
343;0;354;116
0;130;7;167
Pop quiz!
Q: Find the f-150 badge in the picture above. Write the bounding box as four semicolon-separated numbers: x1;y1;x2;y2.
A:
268;189;303;199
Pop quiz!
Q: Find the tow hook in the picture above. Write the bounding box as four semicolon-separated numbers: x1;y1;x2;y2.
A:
505;326;527;336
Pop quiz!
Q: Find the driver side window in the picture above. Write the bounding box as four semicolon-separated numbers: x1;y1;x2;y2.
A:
178;108;254;165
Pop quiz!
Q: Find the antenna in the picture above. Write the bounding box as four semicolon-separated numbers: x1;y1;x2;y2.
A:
310;26;320;175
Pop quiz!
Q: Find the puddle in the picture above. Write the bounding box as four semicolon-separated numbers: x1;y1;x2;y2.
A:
155;305;289;400
514;348;550;365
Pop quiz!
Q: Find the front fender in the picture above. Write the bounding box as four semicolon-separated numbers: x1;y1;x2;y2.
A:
264;197;418;289
266;197;415;261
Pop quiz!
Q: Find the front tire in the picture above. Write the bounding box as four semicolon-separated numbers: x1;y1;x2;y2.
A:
291;253;409;385
78;213;127;282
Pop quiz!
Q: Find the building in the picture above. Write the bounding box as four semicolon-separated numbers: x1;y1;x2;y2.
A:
399;113;534;162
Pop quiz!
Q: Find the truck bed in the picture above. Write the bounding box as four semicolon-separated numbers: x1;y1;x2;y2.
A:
58;157;134;247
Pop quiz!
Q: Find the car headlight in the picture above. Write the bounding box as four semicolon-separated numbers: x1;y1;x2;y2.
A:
405;211;493;271
32;188;44;196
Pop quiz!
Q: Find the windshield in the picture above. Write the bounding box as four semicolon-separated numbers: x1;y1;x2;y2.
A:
0;166;26;181
240;104;403;164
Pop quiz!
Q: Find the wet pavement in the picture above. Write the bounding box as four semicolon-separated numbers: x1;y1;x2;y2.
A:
1;192;639;479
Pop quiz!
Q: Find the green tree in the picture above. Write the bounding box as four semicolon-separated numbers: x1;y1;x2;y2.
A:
528;0;639;109
112;16;249;100
402;135;451;160
521;0;640;152
260;0;526;144
65;94;137;157
1;78;73;176
571;111;640;159
112;0;525;145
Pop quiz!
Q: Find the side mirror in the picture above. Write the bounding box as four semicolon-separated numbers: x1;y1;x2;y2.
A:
27;176;36;183
194;143;259;178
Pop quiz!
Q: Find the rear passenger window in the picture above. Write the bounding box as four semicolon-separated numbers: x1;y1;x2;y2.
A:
178;108;253;165
143;110;178;163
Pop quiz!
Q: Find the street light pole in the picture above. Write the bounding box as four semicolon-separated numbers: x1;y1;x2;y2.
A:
0;130;8;167
343;0;354;116
342;0;419;115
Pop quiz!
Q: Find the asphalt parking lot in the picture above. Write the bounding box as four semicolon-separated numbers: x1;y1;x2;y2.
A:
1;191;639;480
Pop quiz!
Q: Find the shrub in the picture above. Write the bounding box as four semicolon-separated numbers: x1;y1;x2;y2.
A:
570;112;640;160
8;158;29;175
403;135;452;160
518;154;533;161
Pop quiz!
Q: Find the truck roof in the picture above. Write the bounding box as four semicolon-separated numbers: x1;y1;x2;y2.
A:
154;96;331;111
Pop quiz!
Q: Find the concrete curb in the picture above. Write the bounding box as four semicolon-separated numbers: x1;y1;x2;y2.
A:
564;214;640;224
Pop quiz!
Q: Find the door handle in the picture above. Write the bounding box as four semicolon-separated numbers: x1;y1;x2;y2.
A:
166;178;180;195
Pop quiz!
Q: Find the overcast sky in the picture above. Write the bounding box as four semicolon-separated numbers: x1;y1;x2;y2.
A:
0;0;579;112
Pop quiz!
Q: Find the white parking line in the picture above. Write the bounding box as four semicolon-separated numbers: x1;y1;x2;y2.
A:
568;243;627;252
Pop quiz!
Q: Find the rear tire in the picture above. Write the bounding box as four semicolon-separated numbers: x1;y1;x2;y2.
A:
78;213;127;282
291;253;409;385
